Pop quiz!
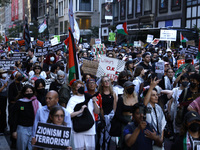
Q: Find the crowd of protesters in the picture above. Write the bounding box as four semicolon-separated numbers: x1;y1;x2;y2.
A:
0;41;200;150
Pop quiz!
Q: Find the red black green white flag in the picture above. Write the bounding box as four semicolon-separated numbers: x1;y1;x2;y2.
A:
4;35;11;51
64;28;81;85
180;32;188;42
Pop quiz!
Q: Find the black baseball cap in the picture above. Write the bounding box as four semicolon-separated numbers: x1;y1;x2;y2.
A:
184;111;200;123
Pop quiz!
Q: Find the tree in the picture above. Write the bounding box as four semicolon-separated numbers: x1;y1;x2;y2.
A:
0;0;11;7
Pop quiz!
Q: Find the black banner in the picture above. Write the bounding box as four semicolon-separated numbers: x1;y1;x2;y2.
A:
10;52;27;61
34;122;71;149
0;60;15;70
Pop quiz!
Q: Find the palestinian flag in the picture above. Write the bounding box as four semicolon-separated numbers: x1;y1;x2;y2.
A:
180;32;188;42
116;22;128;35
4;35;11;51
197;38;200;59
64;28;81;85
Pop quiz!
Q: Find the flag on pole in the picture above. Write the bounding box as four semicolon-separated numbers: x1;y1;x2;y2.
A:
4;35;11;51
73;18;80;43
69;0;74;33
23;16;31;51
180;32;188;42
38;19;47;33
116;22;128;35
64;28;81;85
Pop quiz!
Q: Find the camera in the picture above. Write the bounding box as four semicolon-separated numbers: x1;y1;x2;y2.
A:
139;106;151;120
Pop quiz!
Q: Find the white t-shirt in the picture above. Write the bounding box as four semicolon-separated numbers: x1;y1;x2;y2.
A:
172;87;183;104
66;95;95;135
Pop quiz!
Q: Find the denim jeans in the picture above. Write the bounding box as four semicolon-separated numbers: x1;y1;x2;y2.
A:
16;125;33;150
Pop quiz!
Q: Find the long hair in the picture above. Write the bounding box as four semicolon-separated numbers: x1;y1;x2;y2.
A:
134;66;144;78
16;84;35;100
47;105;66;126
98;76;113;95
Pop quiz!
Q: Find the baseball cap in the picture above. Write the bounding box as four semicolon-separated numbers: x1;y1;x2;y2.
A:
166;48;172;53
184;111;200;123
185;54;193;61
123;81;135;88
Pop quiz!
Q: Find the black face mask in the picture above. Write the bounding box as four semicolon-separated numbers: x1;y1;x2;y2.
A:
24;93;34;99
36;88;45;95
182;81;189;87
17;76;23;81
190;82;197;88
78;86;85;94
126;87;134;95
189;122;200;132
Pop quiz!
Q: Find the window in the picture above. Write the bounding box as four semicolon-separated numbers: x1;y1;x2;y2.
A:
114;2;118;17
187;0;197;6
79;0;91;11
144;0;152;14
120;0;126;20
101;3;106;23
58;1;64;16
159;0;168;13
128;0;133;15
136;0;141;13
77;18;91;29
60;21;63;33
64;21;68;33
64;0;68;8
171;0;181;11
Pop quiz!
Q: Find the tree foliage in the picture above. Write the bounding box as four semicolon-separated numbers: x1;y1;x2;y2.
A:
0;0;11;7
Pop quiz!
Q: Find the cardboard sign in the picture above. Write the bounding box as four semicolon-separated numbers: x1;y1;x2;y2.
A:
96;56;125;81
160;30;177;41
186;40;195;47
35;48;48;57
155;62;165;74
82;60;99;76
0;60;15;70
10;52;27;61
147;34;154;43
34;122;71;149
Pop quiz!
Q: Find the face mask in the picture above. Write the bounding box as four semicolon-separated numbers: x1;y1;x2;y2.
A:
57;78;65;84
24;93;34;99
78;86;84;94
50;57;55;62
126;87;134;95
2;73;7;78
182;81;189;87
190;82;197;88
36;88;45;95
17;75;23;81
189;122;200;132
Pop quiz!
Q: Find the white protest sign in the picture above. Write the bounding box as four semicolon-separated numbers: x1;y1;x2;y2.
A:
34;122;71;149
134;41;140;47
155;62;165;74
51;38;59;46
147;34;154;43
96;55;125;81
160;30;177;41
95;39;101;44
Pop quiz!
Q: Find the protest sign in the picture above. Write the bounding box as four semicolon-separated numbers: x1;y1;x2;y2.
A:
147;34;154;43
51;38;59;46
43;41;51;47
155;62;165;74
82;60;99;76
48;43;63;53
0;60;15;70
151;38;160;45
186;40;195;47
35;48;48;57
10;52;27;61
96;56;125;81
34;122;71;149
95;39;101;44
160;30;177;41
177;59;194;68
108;32;116;42
185;45;198;55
